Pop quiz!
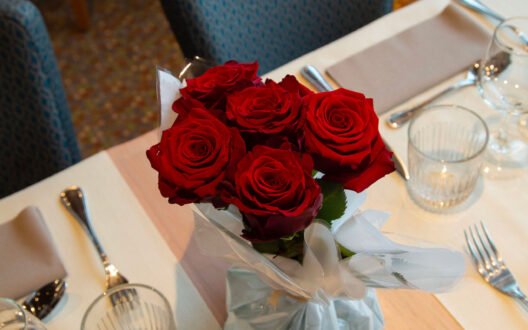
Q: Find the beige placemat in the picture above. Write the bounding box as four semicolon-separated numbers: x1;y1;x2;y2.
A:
326;3;491;114
0;152;219;330
0;206;67;299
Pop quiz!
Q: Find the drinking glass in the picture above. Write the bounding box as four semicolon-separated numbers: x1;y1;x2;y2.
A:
407;105;489;212
0;298;47;330
156;56;214;135
81;283;176;330
177;56;214;80
478;17;528;176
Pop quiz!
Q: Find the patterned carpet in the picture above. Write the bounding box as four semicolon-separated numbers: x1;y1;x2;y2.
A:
35;0;185;157
35;0;413;158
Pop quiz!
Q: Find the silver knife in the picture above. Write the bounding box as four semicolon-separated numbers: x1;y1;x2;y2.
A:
300;65;410;181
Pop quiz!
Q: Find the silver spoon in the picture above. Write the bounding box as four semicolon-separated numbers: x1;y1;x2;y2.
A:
386;51;511;129
300;65;410;181
21;278;66;320
60;186;136;306
386;61;479;129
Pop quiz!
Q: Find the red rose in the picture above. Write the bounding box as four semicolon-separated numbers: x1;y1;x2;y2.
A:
180;61;261;110
223;145;322;242
278;74;314;98
226;79;304;131
146;103;246;205
226;75;310;147
303;89;394;192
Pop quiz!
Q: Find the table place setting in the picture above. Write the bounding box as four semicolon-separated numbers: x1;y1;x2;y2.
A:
2;0;528;329
0;153;219;329
340;1;528;329
326;1;491;114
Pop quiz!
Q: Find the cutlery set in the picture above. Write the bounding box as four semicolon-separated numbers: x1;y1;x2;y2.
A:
15;187;138;323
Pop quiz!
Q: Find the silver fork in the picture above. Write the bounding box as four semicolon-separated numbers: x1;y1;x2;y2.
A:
60;186;137;306
464;222;528;311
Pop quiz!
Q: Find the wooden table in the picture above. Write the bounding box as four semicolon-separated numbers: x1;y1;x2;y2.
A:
4;0;526;328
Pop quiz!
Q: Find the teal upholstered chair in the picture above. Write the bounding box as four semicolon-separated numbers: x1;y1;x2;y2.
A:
0;0;81;198
159;0;393;74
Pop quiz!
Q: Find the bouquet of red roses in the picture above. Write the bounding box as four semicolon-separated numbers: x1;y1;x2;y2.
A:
147;61;464;329
147;61;394;257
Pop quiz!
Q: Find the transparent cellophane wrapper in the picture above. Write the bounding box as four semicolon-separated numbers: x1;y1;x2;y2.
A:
156;67;465;330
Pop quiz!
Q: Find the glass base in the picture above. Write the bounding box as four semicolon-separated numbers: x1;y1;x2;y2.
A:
482;114;528;179
520;114;528;141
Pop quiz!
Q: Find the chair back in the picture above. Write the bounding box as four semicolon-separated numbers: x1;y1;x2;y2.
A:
160;0;393;73
0;0;80;198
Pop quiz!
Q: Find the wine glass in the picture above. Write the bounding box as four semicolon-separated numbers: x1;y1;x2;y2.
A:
478;17;528;177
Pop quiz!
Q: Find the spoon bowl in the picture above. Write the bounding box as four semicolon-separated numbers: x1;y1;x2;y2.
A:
386;51;510;129
21;278;66;320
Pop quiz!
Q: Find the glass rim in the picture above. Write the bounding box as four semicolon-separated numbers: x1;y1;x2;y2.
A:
0;297;29;328
493;16;528;57
80;283;174;329
407;104;490;163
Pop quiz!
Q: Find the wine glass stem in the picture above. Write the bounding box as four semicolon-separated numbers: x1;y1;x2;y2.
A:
494;112;512;154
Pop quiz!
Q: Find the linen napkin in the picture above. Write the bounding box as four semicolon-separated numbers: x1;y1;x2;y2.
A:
0;206;67;299
326;3;491;114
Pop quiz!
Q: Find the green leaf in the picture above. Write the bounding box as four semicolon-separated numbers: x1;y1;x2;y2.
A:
252;232;305;263
316;179;347;223
338;243;355;258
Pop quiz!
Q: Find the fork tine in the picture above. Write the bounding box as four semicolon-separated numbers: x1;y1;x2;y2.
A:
464;229;482;268
480;221;502;262
474;223;496;268
469;225;490;270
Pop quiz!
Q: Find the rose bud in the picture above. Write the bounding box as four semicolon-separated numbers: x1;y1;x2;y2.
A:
226;76;310;148
180;61;261;111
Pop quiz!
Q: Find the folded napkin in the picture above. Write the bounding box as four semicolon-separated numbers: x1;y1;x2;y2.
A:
326;3;491;114
0;206;67;299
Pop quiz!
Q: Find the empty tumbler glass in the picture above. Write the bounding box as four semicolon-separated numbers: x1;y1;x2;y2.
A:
407;105;489;212
81;283;176;330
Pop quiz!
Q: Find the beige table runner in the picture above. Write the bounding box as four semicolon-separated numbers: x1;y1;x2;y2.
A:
326;3;491;114
108;130;462;329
